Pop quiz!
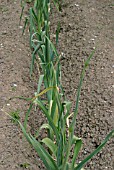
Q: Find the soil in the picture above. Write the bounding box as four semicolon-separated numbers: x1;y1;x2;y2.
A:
0;0;114;170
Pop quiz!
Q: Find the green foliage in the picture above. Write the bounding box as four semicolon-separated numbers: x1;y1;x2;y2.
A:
9;110;20;123
7;0;114;170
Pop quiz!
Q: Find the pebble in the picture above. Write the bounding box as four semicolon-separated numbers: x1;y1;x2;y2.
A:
11;48;15;52
19;26;23;29
75;4;79;7
90;38;95;41
1;43;4;48
13;84;17;87
2;31;7;35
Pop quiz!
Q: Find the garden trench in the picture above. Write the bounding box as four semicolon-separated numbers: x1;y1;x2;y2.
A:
0;0;114;170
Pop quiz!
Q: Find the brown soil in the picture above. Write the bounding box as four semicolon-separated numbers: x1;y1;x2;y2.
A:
0;0;114;170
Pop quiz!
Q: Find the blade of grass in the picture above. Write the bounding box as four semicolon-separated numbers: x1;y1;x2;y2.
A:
37;75;44;93
35;123;53;138
24;103;33;130
32;86;56;102
36;99;59;144
69;48;96;133
30;42;44;76
71;139;82;169
42;137;57;156
22;17;28;35
20;5;24;25
62;49;96;170
9;96;32;101
18;120;59;170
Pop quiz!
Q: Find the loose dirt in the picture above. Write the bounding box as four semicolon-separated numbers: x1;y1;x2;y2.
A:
0;0;114;170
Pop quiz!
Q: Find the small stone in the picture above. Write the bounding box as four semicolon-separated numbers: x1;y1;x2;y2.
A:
19;26;23;29
2;31;7;35
1;43;4;48
90;38;95;41
13;84;17;87
11;48;15;52
75;4;79;7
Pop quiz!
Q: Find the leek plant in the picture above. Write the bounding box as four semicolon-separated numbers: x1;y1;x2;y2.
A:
11;54;114;169
8;0;114;170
